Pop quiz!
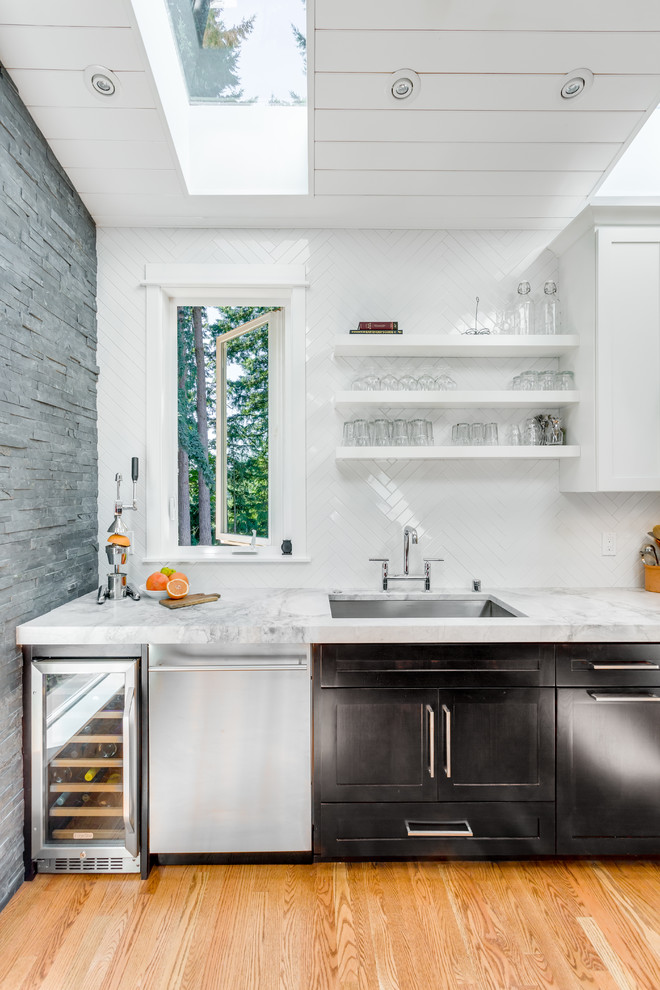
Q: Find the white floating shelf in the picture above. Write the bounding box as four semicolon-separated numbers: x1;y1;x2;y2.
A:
333;334;579;358
334;389;580;411
336;445;581;461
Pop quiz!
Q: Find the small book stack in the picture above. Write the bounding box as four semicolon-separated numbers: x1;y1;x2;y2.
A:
350;321;401;335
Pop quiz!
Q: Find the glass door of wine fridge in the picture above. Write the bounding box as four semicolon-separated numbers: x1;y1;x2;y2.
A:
30;658;139;872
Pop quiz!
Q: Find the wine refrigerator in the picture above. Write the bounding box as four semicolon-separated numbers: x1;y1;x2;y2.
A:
26;646;143;874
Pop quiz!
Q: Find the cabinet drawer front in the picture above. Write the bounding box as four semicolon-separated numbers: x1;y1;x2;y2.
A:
557;643;660;686
316;802;555;859
318;644;554;688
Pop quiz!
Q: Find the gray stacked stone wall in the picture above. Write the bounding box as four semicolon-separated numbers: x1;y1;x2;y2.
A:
0;65;98;909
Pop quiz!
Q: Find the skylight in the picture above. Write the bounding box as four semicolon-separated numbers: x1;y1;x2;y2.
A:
165;0;307;106
595;107;660;198
134;0;308;195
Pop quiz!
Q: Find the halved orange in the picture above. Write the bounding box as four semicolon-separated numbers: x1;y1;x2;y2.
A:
108;533;130;547
166;578;189;599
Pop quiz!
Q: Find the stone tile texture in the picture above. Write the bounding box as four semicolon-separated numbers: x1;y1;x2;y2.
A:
0;64;97;910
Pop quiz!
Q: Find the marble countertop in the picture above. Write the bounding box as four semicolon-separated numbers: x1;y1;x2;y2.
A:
14;586;660;646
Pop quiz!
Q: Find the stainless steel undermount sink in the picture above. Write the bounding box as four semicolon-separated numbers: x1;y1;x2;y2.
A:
328;594;523;619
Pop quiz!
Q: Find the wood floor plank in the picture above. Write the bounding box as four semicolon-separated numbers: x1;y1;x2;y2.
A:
1;861;660;990
504;862;621;990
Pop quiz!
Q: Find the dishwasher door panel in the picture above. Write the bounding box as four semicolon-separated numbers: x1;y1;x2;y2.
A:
149;665;311;853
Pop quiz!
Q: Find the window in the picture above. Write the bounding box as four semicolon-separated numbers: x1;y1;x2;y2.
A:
144;264;307;561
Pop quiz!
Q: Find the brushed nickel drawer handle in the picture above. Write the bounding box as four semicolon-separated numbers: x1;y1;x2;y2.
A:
426;705;435;779
589;662;660;670
442;704;451;778
589;692;660;702
406;820;473;838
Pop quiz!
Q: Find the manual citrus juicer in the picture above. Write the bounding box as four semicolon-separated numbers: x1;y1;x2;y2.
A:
97;457;141;603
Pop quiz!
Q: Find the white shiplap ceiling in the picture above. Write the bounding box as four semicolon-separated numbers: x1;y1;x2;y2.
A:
1;0;660;229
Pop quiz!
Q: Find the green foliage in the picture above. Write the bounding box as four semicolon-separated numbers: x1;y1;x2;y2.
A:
177;304;275;545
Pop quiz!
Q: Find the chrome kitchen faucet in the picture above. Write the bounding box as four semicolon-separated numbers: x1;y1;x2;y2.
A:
370;527;443;591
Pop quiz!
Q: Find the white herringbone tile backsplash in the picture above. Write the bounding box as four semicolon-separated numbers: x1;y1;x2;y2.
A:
96;227;660;592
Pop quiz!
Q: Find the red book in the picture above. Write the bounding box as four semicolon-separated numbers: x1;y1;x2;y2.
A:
357;321;398;330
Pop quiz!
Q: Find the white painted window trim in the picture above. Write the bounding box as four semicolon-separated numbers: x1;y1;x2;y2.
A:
144;264;308;562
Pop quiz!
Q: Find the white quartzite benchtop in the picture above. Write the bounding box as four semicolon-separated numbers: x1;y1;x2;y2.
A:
14;587;660;646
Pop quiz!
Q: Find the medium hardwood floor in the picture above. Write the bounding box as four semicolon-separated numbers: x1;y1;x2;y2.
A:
0;860;659;990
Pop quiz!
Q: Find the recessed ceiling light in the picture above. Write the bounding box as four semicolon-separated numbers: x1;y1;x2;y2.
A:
83;64;120;100
560;67;593;101
387;69;421;105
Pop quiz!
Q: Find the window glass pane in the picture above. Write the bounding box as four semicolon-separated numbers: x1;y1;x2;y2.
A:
177;305;275;546
165;0;306;105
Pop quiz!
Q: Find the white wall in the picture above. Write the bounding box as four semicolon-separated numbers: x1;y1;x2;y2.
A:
96;226;660;592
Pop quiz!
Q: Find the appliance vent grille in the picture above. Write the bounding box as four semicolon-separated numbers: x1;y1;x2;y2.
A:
37;857;140;874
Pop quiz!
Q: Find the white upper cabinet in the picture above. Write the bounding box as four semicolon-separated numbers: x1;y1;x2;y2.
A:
559;224;660;492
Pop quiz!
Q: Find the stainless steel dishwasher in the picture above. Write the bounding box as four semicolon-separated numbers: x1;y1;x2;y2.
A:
148;644;311;853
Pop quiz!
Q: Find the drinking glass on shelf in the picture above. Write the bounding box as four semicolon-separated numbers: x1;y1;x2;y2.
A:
417;374;436;391
436;374;457;390
470;423;485;446
556;370;575;390
353;419;370;446
511;375;522;390
538;370;556;391
371;419;392;446
352;376;368;391
484;422;499;445
509;424;521;446
362;372;381;391
519;371;538;390
453;423;470;445
398;374;418;390
425;420;434;445
342;421;355;446
379;373;400;391
410;419;428;445
522;417;543;445
392;419;410;445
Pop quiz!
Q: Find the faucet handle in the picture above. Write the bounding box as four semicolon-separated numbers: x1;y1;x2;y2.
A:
369;558;389;591
422;557;443;592
423;557;444;562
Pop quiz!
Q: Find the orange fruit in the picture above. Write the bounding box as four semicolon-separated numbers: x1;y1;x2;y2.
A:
146;571;169;591
166;578;189;599
169;571;189;584
108;533;130;547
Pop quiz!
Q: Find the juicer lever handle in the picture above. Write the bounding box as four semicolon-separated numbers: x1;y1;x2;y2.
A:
131;457;139;482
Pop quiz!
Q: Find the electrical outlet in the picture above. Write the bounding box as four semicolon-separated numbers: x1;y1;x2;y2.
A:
601;532;617;556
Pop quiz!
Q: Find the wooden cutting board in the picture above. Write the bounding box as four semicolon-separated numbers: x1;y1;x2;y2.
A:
159;593;221;609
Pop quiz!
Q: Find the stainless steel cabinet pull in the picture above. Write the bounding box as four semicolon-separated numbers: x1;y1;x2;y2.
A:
442;704;451;778
589;662;660;670
426;705;435;779
589;692;660;702
406;820;473;838
149;663;307;672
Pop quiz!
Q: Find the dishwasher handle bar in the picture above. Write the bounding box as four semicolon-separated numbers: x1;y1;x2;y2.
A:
150;661;308;672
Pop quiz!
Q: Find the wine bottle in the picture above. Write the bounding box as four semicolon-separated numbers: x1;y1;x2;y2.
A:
51;766;72;784
84;767;100;782
96;742;118;758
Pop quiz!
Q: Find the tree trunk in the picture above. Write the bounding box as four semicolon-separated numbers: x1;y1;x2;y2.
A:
177;309;191;545
178;447;191;545
193;306;212;545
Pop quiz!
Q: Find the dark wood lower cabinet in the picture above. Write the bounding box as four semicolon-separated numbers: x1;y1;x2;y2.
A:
557;687;660;854
314;643;660;860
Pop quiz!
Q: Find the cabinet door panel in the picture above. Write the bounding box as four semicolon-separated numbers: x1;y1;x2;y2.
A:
557;688;660;854
437;688;555;801
318;689;437;801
